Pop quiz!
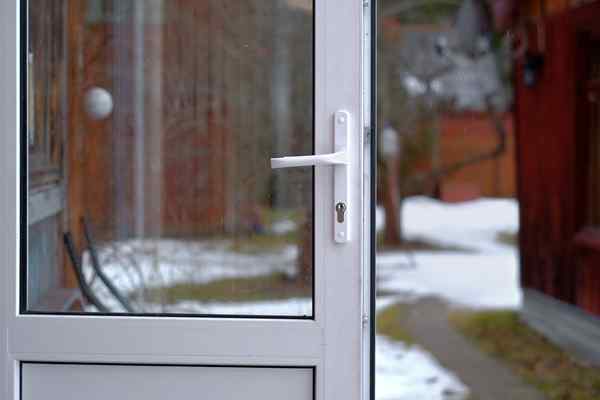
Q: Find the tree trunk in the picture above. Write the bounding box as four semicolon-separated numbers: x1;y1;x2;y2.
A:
382;157;403;246
296;216;313;288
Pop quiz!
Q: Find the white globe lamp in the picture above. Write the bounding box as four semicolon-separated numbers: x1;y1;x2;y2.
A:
84;87;114;120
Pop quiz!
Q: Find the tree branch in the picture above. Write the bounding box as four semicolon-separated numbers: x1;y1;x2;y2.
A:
402;97;507;191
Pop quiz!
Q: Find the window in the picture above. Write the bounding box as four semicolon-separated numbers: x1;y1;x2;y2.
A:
25;0;315;318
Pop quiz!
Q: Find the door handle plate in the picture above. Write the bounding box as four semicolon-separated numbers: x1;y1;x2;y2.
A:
270;110;352;243
333;110;350;243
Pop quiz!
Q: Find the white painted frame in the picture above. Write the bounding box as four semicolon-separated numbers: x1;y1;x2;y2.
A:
0;0;373;399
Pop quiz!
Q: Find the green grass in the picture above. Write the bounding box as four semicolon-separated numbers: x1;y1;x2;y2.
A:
376;302;414;345
137;272;311;304
450;310;600;400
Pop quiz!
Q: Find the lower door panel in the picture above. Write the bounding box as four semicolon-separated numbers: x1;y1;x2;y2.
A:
22;363;313;400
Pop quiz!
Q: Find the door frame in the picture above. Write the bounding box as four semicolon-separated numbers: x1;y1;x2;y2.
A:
0;0;21;398
0;0;377;399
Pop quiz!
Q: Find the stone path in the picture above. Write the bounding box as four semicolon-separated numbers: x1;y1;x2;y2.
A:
399;297;547;400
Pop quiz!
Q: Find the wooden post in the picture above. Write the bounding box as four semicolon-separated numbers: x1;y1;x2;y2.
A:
63;0;86;290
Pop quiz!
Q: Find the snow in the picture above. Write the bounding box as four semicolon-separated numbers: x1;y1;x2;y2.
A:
83;196;520;400
270;219;298;235
373;196;521;399
86;239;298;289
377;336;468;400
378;196;519;253
376;196;521;309
402;196;519;253
141;298;312;317
83;238;299;313
378;252;521;309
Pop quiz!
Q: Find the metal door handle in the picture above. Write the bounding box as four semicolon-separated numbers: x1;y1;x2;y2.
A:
270;110;351;243
270;150;347;169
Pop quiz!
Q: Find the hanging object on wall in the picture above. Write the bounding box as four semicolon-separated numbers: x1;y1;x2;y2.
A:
488;0;547;87
521;3;547;88
84;86;114;120
523;51;545;87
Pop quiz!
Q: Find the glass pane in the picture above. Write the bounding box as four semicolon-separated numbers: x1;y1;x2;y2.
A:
377;2;520;399
25;0;314;317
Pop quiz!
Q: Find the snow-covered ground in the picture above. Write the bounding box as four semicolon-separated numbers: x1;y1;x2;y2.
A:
83;196;520;400
374;196;520;399
83;238;301;314
378;252;520;309
376;196;521;309
376;336;467;400
141;298;312;316
379;196;519;253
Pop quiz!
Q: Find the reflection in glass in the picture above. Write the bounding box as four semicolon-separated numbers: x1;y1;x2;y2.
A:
26;0;314;317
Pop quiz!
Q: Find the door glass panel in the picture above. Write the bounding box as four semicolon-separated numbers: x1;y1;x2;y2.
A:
24;0;314;317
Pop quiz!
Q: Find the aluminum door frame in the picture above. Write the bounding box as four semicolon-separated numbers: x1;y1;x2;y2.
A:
0;0;375;399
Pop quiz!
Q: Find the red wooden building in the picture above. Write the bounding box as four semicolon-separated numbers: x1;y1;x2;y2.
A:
513;0;600;362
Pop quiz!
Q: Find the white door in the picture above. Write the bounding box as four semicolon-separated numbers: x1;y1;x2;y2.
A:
0;0;374;399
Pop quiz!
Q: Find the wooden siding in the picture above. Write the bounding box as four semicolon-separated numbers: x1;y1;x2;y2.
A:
69;1;312;241
521;0;599;17
439;113;515;202
516;1;600;313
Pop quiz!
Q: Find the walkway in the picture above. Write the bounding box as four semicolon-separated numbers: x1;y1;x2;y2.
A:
399;296;546;400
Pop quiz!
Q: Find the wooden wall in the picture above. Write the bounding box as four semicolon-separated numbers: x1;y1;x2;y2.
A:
522;0;597;17
439;112;515;202
69;1;313;242
516;1;600;313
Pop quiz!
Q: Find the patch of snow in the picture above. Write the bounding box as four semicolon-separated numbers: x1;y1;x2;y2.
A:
377;336;469;400
378;252;521;309
83;238;299;313
377;196;519;253
142;298;312;317
403;196;518;253
270;219;298;235
376;196;521;309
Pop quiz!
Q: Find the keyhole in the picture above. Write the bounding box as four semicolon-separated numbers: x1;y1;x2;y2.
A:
336;202;347;223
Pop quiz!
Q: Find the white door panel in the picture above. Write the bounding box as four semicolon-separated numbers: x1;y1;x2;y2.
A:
23;364;313;400
0;0;372;399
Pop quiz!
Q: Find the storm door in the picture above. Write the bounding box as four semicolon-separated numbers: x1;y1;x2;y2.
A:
0;0;373;399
